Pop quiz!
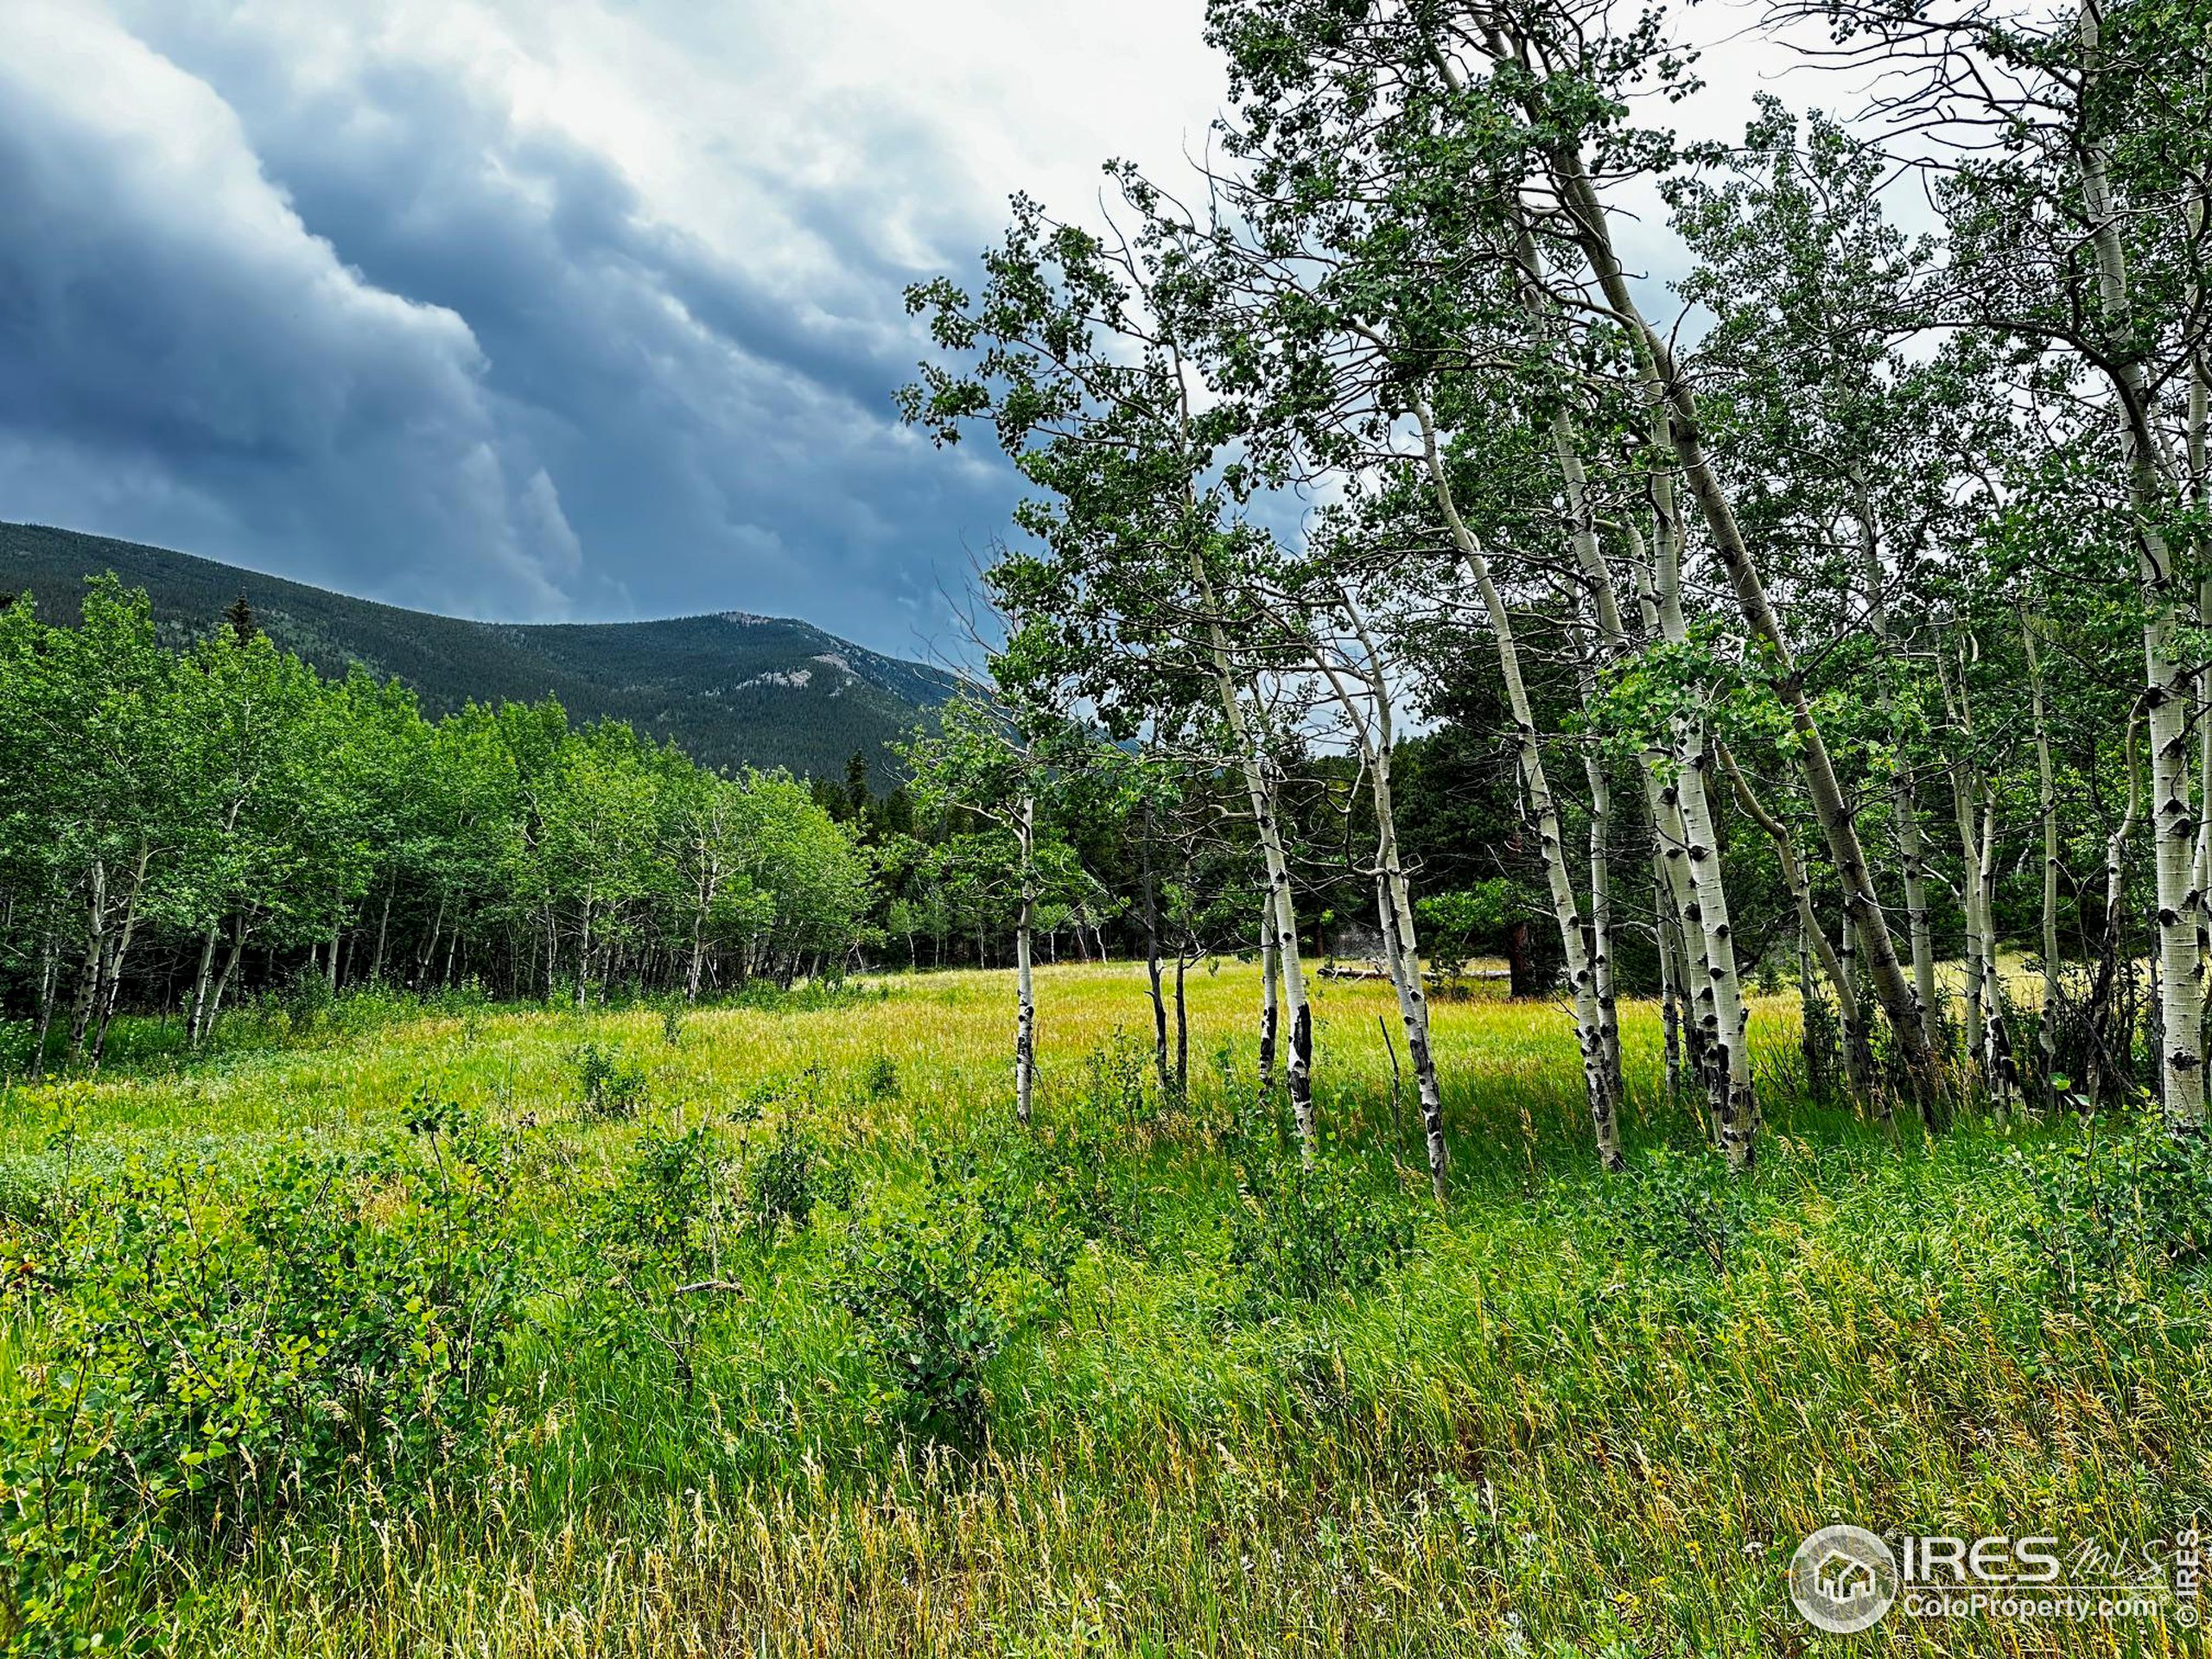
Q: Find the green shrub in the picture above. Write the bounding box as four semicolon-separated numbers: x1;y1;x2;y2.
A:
1;1107;530;1649
747;1118;851;1235
594;1126;738;1391
830;1146;1079;1435
572;1042;648;1120
861;1052;900;1101
2013;1109;2212;1313
1599;1146;1755;1274
1228;1141;1421;1305
832;1185;1007;1437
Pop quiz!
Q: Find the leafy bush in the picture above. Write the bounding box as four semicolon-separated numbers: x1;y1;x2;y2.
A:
1;1108;530;1649
861;1052;900;1101
1599;1147;1755;1274
1228;1141;1421;1305
595;1126;739;1390
2013;1109;2212;1311
1081;1033;1151;1129
747;1118;851;1235
572;1041;649;1120
832;1185;1008;1436
830;1149;1076;1435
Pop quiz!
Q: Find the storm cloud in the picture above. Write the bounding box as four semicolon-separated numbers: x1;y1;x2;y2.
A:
0;1;1810;653
0;0;1224;652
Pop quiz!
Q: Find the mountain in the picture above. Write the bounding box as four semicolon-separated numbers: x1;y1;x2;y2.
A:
0;522;959;779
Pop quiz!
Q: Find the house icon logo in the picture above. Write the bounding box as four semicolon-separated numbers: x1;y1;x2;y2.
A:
1789;1525;1900;1632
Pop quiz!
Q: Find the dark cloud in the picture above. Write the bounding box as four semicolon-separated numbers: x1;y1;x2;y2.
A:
0;2;1024;655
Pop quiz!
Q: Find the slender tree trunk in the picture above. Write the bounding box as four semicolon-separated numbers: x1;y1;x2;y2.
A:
206;918;246;1037
371;887;391;984
187;925;219;1046
2078;0;2204;1122
1415;398;1621;1169
1573;652;1624;1115
1654;865;1683;1097
1141;798;1171;1092
1313;599;1449;1193
1628;520;1754;1158
1187;543;1314;1145
90;847;153;1066
1015;799;1037;1126
1173;948;1190;1098
1258;903;1281;1101
67;860;108;1061
2025;616;2063;1104
30;928;60;1077
1553;152;1936;1116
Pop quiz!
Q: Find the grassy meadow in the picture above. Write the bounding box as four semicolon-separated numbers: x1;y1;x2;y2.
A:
3;963;2208;1656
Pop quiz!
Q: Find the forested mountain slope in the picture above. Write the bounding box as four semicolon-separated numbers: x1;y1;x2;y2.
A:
0;521;956;776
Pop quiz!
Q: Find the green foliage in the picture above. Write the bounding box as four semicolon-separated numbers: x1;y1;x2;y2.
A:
593;1126;740;1392
0;1109;527;1650
747;1118;852;1236
1417;884;1534;973
2012;1110;2212;1316
1594;1147;1758;1275
831;1181;1011;1438
1227;1139;1422;1306
0;521;956;779
571;1042;648;1121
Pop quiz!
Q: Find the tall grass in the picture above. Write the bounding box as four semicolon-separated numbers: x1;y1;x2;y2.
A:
3;963;2205;1656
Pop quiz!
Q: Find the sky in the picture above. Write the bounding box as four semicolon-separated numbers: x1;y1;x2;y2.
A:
0;0;1821;659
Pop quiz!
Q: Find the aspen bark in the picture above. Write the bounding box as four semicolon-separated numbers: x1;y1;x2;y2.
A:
2024;616;2063;1103
2077;0;2205;1122
1014;793;1037;1126
1313;601;1449;1197
1549;151;1937;1114
1414;398;1623;1169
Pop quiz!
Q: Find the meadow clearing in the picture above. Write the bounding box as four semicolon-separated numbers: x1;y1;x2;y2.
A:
2;962;2207;1657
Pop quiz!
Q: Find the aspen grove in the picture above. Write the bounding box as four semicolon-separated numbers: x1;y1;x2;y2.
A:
899;0;2212;1177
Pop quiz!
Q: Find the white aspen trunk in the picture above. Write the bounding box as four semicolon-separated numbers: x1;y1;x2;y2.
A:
1950;760;1990;1077
1674;728;1757;1166
1258;904;1281;1101
1653;849;1684;1096
2025;617;2063;1102
31;929;61;1077
2078;0;2205;1122
1188;545;1314;1144
1574;647;1623;1116
1976;782;2012;1109
371;888;391;984
2095;714;2145;1104
67;859;108;1058
1141;800;1172;1094
206;918;246;1036
1551;155;1936;1110
1313;599;1450;1196
1414;399;1622;1168
187;925;219;1046
1015;797;1037;1127
1853;480;1941;1046
89;846;153;1066
1630;515;1755;1160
